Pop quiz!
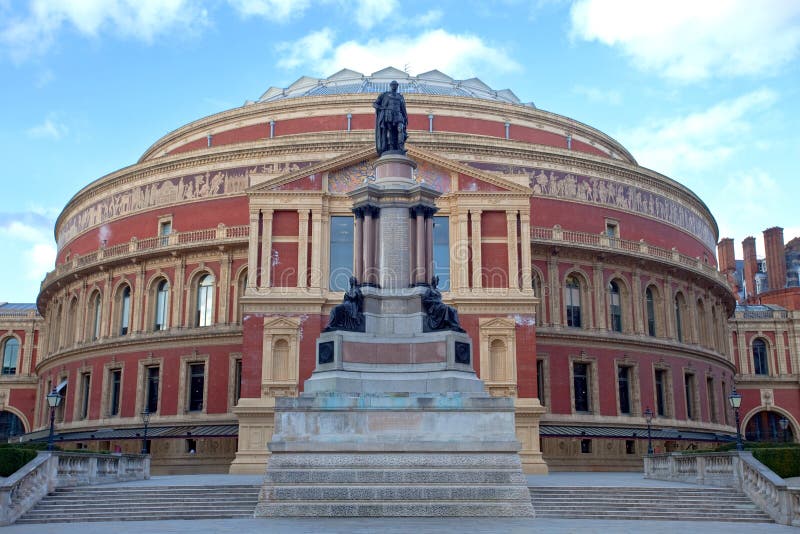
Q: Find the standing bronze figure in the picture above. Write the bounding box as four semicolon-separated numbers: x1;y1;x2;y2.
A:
373;80;408;155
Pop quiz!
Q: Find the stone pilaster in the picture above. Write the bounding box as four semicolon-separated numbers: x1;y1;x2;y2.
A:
260;210;273;288
297;209;309;288
507;211;519;290
247;210;259;289
471;209;482;290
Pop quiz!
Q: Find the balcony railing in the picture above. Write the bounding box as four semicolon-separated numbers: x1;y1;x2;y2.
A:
531;225;727;287
43;224;250;292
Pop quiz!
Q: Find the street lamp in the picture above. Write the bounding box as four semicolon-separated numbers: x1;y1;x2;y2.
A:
779;417;789;443
46;387;62;451
644;407;654;455
140;408;151;454
728;386;744;451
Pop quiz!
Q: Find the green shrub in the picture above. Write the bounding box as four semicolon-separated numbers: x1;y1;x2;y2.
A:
0;442;53;451
0;448;38;477
753;448;800;478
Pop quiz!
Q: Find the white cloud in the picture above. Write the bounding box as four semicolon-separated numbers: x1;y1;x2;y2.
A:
1;0;208;61
572;85;621;106
277;28;520;78
570;0;800;82
717;169;780;251
27;117;68;140
622;89;777;176
417;9;443;27
0;214;56;288
227;0;311;22
351;0;397;29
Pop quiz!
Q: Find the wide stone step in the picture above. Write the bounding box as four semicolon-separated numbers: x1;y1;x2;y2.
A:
265;468;526;485
257;500;535;517
39;494;257;503
17;511;255;523
263;484;530;502
533;512;771;522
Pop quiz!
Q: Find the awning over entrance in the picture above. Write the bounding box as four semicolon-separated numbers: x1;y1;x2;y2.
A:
540;424;734;442
19;424;239;443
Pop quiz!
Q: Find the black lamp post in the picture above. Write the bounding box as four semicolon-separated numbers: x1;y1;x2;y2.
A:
779;417;789;443
728;386;744;451
46;387;62;451
644;407;654;455
141;408;151;454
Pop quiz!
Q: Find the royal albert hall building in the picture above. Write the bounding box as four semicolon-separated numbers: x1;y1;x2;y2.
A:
9;67;740;473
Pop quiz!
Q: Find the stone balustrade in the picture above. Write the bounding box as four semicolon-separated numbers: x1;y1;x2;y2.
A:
644;451;800;526
531;225;728;288
0;451;150;525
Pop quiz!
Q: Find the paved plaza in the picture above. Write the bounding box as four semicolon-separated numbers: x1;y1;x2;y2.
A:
5;472;797;533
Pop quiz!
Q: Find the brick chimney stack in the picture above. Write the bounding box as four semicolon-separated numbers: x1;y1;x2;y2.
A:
717;238;740;300
742;236;758;298
763;226;787;291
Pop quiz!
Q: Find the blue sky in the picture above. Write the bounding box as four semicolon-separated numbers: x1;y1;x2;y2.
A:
1;0;799;303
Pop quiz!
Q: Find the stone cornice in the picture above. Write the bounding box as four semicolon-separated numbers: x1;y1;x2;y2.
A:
535;326;737;372
35;325;243;374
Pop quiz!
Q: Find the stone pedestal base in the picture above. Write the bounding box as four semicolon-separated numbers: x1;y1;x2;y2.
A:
229;398;275;475
255;393;534;517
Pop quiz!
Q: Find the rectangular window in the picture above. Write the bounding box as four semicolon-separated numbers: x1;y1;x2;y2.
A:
186;438;197;454
655;370;666;417
188;363;205;412
580;439;592;453
605;219;619;238
234;358;243;404
329;216;354;291
146;366;160;414
432;216;450;290
625;440;635;454
573;362;590;412
159;218;172;246
566;282;582;328
610;291;622;332
684;373;696;420
55;379;67;423
707;376;717;423
80;372;91;419
618;366;631;415
536;359;546;406
110;369;122;416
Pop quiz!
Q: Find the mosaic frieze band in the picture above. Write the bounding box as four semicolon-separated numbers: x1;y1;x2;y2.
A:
57;162;316;249
465;162;715;250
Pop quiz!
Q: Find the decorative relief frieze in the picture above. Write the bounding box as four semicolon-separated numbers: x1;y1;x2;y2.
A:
464;162;716;250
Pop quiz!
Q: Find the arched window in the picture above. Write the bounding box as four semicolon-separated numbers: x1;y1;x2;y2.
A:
696;298;708;346
65;298;78;347
532;272;546;327
753;338;769;375
196;274;215;327
272;338;289;381
236;269;248;323
2;338;19;375
119;286;131;336
609;281;622;332
565;275;582;328
154;279;169;331
90;293;102;341
646;287;656;337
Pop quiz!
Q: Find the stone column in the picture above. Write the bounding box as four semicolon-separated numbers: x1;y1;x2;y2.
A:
425;210;434;283
102;272;113;338
260;210;273;288
22;321;34;376
519;213;532;290
471;210;483;289
298;210;309;288
415;207;426;284
310;210;323;289
134;264;145;332
173;259;185;329
220;252;232;323
408;211;416;285
364;207;374;285
593;260;606;330
632;268;643;334
547;253;560;326
507;211;519;290
247;211;259;289
455;210;470;291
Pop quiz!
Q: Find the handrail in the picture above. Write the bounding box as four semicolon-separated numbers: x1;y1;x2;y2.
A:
0;451;150;526
644;451;800;526
42;224;249;292
531;225;728;288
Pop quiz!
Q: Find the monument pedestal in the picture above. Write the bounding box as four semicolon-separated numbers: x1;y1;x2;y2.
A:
255;151;536;516
256;393;533;517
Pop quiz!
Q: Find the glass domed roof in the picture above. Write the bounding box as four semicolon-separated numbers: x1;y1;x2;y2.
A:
256;67;533;107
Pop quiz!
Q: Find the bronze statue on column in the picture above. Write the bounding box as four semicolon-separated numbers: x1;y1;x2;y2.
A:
373;80;408;155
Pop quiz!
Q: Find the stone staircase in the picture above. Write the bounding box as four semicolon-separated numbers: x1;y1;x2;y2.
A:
16;480;776;524
530;486;773;522
16;484;260;524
